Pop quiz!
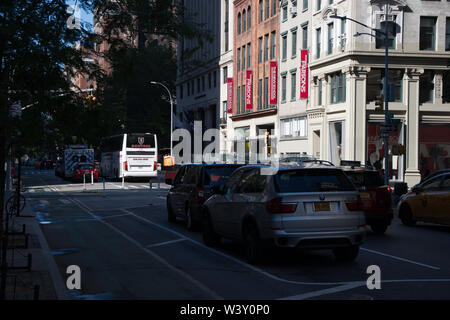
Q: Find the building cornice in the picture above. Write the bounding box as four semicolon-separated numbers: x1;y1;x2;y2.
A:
231;108;278;121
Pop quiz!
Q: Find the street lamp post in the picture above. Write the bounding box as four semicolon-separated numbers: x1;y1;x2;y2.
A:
331;0;390;186
149;81;174;157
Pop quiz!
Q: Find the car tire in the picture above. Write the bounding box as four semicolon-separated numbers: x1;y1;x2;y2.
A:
185;206;197;231
399;205;416;226
202;212;220;247
371;223;388;234
243;222;263;264
167;199;176;223
333;245;359;262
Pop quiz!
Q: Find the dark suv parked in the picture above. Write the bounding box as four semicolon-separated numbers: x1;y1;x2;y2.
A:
166;163;243;230
340;161;393;234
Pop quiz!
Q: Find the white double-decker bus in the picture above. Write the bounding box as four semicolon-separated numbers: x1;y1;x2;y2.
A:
100;133;158;179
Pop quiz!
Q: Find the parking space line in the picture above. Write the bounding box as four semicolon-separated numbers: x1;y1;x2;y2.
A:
278;282;364;300
361;247;440;270
69;198;223;300
147;238;186;248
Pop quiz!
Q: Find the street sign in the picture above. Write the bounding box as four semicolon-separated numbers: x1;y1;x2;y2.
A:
380;132;390;138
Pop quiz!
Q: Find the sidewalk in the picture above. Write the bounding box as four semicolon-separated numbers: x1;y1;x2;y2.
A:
3;198;67;300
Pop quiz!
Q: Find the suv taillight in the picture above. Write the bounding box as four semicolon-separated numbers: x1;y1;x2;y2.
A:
154;161;157;171
124;161;128;171
346;196;361;211
267;197;297;214
376;186;392;208
195;187;205;203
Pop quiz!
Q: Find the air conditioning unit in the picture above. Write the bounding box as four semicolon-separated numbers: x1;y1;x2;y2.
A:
290;6;297;16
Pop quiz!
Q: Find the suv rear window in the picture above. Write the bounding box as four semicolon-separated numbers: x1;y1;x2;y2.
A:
77;164;94;170
274;169;356;193
344;171;383;187
203;166;241;186
126;134;155;148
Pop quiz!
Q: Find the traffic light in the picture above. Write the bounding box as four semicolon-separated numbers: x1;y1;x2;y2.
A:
375;94;384;111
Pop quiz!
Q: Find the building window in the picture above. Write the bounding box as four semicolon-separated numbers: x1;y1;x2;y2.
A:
366;69;404;103
223;66;228;84
318;79;322;105
316;0;321;11
237;86;241;114
187;82;190;96
316;28;321;58
291;70;297;101
329;121;344;165
420;17;437;51
419;70;435;104
303;0;308;11
258;79;263;109
264;77;269;108
242;46;246;71
209;72;212;88
376;20;397;49
292;29;297;58
197;78;201;93
281;73;287;103
225;0;229;52
264;34;269;61
328;0;333;4
282;4;288;22
271;32;276;59
214;71;217;87
340;19;346;50
180;84;183;99
443;71;450;103
446;18;450;51
202;76;205;91
248;6;251;29
259;0;263;22
282;33;288;61
330;72;346;104
302;24;308;49
237;48;241;71
272;0;277;16
191;80;194;95
327;23;334;55
242;10;246;32
281;117;307;138
265;0;269;20
237;12;241;34
258;37;263;63
247;43;251;68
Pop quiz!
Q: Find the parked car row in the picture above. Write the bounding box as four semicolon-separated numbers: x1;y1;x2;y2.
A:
165;160;397;264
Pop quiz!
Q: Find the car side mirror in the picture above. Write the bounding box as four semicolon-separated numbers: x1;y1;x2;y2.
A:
165;178;173;185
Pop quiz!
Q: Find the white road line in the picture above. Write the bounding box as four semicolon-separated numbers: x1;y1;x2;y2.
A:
147;238;186;248
58;199;71;205
100;213;132;220
279;282;365;300
361;247;440;270
69;198;222;300
128;185;139;189
107;183;122;189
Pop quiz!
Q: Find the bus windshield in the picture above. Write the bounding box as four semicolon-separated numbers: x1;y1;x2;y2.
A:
126;134;155;149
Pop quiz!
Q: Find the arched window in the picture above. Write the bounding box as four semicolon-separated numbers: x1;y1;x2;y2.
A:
237;12;241;34
248;6;251;29
242;9;246;32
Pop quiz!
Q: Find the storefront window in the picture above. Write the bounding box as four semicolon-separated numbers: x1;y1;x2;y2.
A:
419;70;434;104
419;124;450;179
443;71;450;103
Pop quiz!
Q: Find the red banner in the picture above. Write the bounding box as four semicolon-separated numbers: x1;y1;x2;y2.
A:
245;70;253;110
227;78;233;114
300;50;308;99
270;61;277;105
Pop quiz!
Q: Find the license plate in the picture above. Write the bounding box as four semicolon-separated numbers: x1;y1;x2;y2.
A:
360;192;370;199
313;202;331;211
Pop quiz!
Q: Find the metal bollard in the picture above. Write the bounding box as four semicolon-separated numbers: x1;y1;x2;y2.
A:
158;180;160;191
91;171;94;185
83;174;86;190
122;175;124;188
103;177;105;191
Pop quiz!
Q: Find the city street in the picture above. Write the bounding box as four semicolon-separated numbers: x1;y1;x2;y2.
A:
20;168;450;300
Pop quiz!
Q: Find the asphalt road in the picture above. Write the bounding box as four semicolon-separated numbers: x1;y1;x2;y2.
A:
19;168;450;300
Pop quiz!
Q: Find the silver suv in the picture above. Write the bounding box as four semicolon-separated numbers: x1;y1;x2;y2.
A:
202;163;366;263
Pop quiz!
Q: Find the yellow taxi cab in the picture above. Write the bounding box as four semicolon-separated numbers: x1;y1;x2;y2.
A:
397;172;450;226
